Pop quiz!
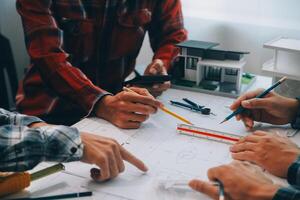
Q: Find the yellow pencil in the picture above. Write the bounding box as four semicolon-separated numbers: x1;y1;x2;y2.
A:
123;87;193;125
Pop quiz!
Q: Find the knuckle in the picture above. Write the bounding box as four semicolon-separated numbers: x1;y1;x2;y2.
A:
108;142;119;150
262;137;271;143
119;92;126;99
119;164;125;173
99;155;109;166
119;101;126;107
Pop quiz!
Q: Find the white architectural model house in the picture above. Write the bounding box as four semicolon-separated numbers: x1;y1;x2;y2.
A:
262;37;300;97
172;40;253;97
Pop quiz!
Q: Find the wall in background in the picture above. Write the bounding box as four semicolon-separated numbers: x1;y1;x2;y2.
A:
1;0;300;78
0;0;29;80
137;0;300;74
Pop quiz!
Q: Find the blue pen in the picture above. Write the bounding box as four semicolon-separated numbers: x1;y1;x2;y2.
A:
220;76;287;124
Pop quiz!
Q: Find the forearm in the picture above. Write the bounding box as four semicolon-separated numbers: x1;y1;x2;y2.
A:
17;0;109;114
149;0;187;70
0;125;83;172
0;108;43;127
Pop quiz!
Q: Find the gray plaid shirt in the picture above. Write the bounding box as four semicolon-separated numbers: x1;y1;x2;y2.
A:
0;108;83;172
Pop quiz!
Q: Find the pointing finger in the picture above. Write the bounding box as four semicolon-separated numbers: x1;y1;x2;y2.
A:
120;147;148;172
189;180;219;199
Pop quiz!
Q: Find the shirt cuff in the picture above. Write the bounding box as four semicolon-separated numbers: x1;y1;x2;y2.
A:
273;187;300;200
291;97;300;129
86;92;113;118
39;125;83;162
287;156;300;186
0;108;43;127
19;115;44;127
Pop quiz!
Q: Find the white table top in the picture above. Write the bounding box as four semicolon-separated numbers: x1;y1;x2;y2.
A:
8;76;300;200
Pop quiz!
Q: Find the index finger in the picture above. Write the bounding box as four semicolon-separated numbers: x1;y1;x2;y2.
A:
120;147;148;172
122;92;162;108
129;87;153;97
189;180;219;199
239;134;261;143
230;89;265;111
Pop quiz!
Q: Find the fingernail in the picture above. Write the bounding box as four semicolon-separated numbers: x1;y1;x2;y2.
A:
143;165;149;172
188;180;197;189
242;101;250;107
150;69;157;74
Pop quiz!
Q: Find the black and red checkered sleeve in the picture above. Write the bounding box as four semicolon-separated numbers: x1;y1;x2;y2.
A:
16;0;109;115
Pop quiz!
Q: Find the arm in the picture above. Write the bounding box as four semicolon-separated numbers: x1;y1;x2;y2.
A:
0;109;83;172
143;0;187;96
0;108;43;127
148;0;187;70
0;109;148;180
16;0;109;115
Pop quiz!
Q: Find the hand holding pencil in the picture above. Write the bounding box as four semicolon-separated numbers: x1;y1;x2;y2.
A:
123;87;193;125
229;86;299;129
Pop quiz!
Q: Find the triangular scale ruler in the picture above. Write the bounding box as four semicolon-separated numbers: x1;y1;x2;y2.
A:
177;124;242;144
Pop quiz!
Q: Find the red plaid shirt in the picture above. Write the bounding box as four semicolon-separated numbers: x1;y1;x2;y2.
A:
16;0;187;125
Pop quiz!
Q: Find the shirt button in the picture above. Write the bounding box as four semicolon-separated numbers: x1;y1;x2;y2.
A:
70;147;77;154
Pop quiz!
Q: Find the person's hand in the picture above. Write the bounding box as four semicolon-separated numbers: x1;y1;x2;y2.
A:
230;131;300;177
95;87;162;129
189;161;279;200
230;89;299;129
80;132;148;182
143;59;171;97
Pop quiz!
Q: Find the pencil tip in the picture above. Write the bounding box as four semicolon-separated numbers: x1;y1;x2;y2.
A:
220;119;227;124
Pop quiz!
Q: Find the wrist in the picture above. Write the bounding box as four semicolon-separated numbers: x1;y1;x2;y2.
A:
95;95;113;118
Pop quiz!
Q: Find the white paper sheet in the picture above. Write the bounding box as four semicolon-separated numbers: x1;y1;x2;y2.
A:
68;88;292;200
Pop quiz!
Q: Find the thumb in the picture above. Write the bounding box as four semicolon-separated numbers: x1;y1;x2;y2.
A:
149;65;158;74
150;60;164;74
241;98;270;109
189;180;219;199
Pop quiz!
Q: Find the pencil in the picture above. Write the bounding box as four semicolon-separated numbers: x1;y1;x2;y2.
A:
123;87;193;125
8;191;93;200
220;76;287;124
160;106;193;125
215;181;225;200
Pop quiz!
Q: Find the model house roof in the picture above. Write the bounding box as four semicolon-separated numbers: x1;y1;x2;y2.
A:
176;40;219;50
177;40;250;61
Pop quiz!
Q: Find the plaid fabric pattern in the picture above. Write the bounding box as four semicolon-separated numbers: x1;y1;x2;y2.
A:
0;109;83;172
16;0;187;125
273;156;300;199
273;186;300;200
288;156;300;187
